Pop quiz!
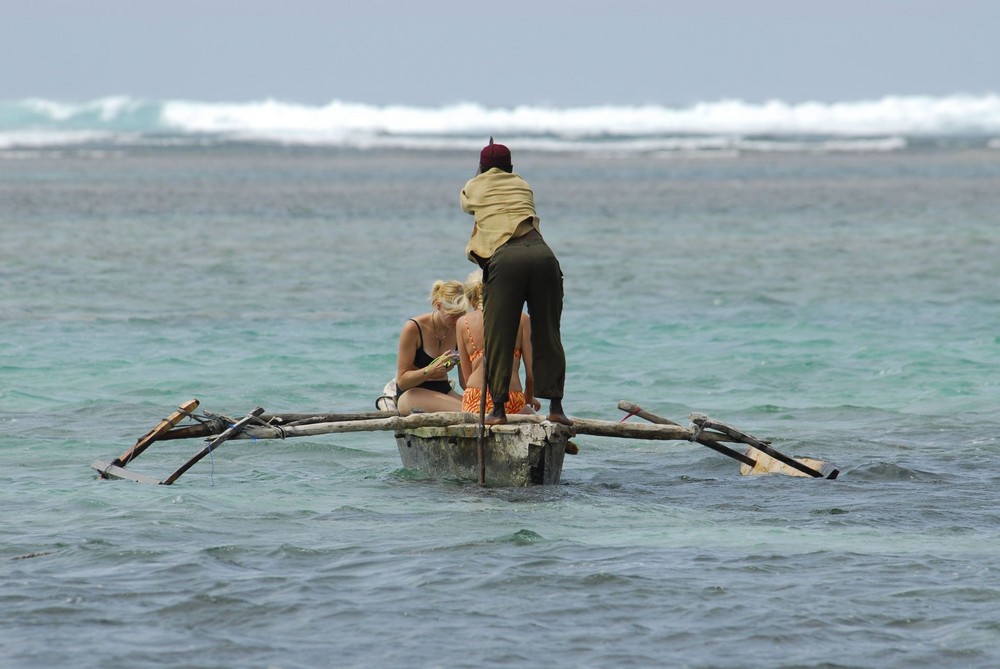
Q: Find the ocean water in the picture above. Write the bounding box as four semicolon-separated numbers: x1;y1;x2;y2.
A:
3;112;1000;667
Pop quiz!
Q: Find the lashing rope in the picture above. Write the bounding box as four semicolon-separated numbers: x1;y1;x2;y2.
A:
620;406;641;422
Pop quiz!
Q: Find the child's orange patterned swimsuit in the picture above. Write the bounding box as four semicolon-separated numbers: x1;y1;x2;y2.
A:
462;387;526;415
462;314;525;413
465;316;484;363
464;315;520;364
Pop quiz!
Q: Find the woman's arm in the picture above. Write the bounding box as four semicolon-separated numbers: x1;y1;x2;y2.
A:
397;318;454;392
456;316;472;390
396;319;436;392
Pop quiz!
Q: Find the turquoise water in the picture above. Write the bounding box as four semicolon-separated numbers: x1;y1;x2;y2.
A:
3;145;1000;668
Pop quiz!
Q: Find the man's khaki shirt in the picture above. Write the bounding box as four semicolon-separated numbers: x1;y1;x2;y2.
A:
461;168;541;262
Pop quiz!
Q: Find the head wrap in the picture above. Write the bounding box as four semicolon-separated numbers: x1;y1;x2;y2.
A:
479;137;512;172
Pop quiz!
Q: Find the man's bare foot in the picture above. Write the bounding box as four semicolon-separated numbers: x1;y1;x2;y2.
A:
547;399;573;426
483;408;507;425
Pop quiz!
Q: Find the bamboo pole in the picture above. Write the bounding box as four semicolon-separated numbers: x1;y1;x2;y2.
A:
233;411;484;439
569;418;695;441
159;411;398;441
207;412;703;443
264;411;395;424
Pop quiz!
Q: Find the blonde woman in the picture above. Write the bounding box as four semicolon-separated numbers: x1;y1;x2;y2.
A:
395;280;467;415
457;270;540;417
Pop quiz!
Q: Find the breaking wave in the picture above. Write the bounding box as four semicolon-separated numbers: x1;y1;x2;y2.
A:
2;94;1000;154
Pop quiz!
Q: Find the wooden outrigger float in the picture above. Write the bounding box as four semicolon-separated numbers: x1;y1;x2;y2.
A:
91;399;839;487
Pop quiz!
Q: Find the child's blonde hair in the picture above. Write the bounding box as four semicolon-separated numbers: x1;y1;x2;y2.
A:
463;270;484;310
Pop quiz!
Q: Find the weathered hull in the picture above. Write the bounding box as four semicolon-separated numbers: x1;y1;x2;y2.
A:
395;421;571;486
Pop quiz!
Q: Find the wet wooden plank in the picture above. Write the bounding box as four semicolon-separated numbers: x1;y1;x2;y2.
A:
91;460;163;485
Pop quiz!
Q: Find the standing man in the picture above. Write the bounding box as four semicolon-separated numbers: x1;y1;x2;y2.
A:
460;138;570;426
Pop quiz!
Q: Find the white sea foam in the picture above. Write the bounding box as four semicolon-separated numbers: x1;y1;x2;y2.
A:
21;96;140;122
2;94;999;152
158;95;1000;137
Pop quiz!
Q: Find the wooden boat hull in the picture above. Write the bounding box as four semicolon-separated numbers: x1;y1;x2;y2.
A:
395;421;571;486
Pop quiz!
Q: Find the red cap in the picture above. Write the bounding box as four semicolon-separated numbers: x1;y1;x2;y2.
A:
479;137;512;171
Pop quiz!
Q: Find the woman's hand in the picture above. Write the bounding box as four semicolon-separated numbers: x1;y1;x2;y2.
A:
424;350;460;379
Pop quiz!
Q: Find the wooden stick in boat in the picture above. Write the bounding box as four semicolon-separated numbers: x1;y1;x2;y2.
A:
617;401;757;467
477;358;488;486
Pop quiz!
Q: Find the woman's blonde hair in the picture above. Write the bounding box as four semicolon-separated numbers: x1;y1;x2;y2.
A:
430;280;468;315
463;270;484;310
